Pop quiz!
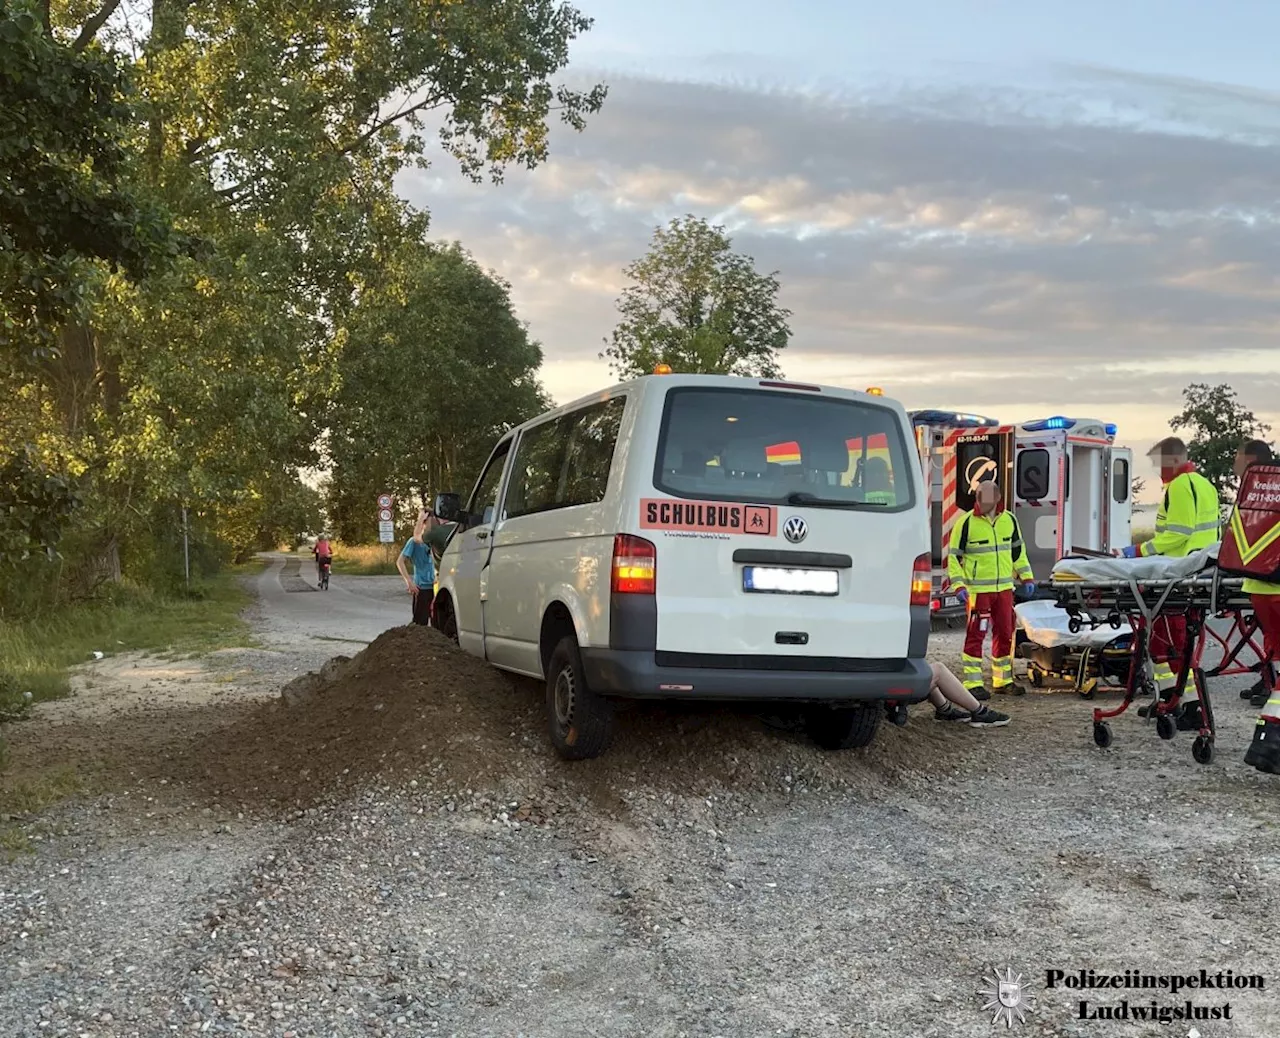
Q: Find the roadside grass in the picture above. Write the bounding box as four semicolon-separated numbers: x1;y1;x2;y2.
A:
329;541;401;576
0;561;263;712
0;563;264;852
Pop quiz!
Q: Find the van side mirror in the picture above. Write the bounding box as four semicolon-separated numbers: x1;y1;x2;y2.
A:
434;493;462;522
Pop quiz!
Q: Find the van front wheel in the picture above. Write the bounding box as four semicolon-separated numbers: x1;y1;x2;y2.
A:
546;636;615;761
806;702;881;750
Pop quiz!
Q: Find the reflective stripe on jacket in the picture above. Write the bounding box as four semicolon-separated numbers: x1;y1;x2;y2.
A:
947;508;1033;593
1138;469;1219;559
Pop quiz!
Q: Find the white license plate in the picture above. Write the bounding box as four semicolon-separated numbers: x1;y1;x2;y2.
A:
944;596;959;608
742;566;839;596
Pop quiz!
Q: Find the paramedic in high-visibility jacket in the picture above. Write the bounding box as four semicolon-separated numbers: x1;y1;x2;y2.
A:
1120;436;1220;729
1233;440;1280;774
949;480;1035;699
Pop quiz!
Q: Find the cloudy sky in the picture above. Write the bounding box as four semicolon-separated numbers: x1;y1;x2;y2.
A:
398;0;1280;497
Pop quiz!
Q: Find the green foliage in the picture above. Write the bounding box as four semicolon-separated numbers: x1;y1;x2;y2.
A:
0;444;81;568
602;215;792;380
326;241;550;541
0;1;179;362
1;0;604;618
1170;383;1273;501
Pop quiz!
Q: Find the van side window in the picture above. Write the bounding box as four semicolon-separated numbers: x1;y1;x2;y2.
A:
468;439;512;526
505;397;626;520
1017;448;1050;501
1113;458;1130;503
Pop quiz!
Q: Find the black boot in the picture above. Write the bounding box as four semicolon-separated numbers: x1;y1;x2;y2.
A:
1176;700;1205;732
1244;718;1280;774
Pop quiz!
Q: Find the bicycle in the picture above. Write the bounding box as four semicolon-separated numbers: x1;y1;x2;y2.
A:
317;556;331;590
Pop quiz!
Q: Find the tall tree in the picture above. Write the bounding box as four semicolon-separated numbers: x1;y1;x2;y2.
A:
327;241;549;541
602;215;792;380
2;0;605;595
0;1;177;364
1170;383;1273;500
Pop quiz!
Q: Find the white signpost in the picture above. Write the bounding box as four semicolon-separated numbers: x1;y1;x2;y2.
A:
377;493;395;543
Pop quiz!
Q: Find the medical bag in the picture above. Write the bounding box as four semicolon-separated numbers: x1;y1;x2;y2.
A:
1218;463;1280;582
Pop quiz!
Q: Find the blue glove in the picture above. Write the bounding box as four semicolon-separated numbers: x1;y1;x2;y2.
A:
954;587;968;607
1022;581;1036;597
1121;544;1140;559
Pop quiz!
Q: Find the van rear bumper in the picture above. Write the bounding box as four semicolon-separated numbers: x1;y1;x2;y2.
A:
579;650;932;703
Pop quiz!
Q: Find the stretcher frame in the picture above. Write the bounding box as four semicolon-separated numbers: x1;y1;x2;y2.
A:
1048;567;1262;765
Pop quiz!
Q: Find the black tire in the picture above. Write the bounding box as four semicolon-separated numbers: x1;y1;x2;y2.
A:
546;635;615;761
1192;735;1214;766
1093;722;1112;748
435;596;459;644
805;702;881;751
1156;714;1176;741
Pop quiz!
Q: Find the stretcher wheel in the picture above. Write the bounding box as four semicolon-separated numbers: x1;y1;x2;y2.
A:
1092;722;1112;748
1192;736;1214;766
1156;715;1176;741
1068;617;1082;635
1109;615;1122;629
1030;669;1043;688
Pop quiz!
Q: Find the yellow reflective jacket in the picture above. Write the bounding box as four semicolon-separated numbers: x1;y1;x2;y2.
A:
1137;467;1219;559
947;507;1033;594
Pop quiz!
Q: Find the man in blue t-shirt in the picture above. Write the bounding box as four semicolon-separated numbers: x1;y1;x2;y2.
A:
396;508;438;626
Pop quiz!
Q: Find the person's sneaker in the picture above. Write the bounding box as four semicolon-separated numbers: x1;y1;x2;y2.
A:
934;702;971;722
995;683;1027;697
967;687;991;702
969;706;1011;728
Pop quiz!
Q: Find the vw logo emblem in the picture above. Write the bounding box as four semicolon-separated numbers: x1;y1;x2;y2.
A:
783;516;808;544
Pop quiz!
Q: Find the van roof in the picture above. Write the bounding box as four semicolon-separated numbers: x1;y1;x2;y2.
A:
528;373;901;429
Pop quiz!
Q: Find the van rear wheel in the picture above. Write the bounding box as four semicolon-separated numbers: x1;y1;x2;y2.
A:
546;636;615;761
806;702;881;750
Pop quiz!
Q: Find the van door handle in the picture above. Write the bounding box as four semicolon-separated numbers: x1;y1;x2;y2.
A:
476;530;489;541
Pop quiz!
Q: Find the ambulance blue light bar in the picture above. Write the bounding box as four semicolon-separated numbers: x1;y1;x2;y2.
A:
1023;416;1076;431
1105;423;1117;436
909;409;1000;428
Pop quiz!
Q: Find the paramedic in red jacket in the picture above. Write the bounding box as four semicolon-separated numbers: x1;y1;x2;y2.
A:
1234;440;1280;774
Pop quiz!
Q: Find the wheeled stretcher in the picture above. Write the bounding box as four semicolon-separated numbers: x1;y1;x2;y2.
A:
1014;599;1134;698
1048;546;1267;765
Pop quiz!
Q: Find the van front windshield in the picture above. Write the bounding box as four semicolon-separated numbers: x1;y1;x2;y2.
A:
654;386;916;511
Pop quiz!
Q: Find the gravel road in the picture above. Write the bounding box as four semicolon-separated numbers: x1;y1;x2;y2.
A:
1;559;1277;1038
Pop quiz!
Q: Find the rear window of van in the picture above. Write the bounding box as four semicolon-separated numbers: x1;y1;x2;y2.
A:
653;387;916;511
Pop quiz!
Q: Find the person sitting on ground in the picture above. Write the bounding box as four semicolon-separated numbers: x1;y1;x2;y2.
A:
928;662;1011;727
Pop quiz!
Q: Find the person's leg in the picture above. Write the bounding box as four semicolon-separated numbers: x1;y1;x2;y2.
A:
932;662;982;712
961;596;991;700
411;587;431;625
1245;594;1280;773
990;589;1020;694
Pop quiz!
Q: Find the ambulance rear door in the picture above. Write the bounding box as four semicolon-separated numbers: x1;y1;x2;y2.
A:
1106;446;1134;554
1014;432;1066;580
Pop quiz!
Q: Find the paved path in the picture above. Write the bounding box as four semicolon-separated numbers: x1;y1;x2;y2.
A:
248;552;409;652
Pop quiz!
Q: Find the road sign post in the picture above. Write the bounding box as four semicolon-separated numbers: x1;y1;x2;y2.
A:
377;493;395;544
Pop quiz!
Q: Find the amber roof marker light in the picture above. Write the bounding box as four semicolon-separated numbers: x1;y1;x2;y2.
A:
866;386;884;396
653;363;672;375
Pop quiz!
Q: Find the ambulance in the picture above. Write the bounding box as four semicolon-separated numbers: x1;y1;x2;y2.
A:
909;409;1017;622
906;408;1133;623
1012;416;1134;581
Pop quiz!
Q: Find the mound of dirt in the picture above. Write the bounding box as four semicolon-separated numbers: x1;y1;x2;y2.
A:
154;626;974;816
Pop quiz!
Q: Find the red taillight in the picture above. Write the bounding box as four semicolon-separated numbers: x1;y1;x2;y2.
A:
759;380;821;392
612;534;656;594
910;552;931;607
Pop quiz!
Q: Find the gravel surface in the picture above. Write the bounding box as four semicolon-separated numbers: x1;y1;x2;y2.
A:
2;566;1277;1037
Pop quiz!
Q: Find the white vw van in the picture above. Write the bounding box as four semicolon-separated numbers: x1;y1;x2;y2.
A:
433;373;933;760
